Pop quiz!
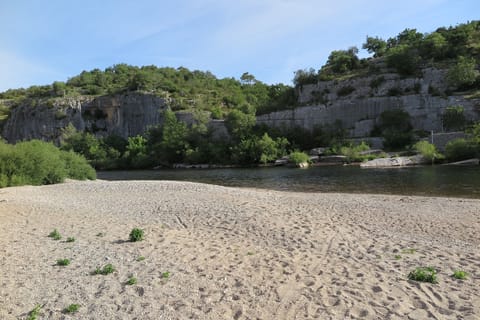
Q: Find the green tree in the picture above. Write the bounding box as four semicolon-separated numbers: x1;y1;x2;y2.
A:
442;105;466;131
363;36;387;57
377;109;413;150
420;32;448;60
386;44;420;75
156;110;189;164
447;56;479;89
325;47;359;74
225;108;256;140
293;68;317;86
52;81;67;97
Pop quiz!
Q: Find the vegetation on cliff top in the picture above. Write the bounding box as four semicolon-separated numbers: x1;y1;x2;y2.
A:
294;20;480;88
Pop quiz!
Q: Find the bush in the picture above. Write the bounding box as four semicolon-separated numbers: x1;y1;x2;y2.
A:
288;151;310;165
129;228;145;242
93;264;115;275
452;270;468;280
408;267;438;283
413;141;443;162
0;140;95;188
445;138;478;161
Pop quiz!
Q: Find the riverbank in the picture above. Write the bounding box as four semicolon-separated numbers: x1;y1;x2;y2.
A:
1;180;479;319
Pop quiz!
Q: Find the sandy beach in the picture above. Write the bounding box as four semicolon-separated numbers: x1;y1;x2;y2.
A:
0;180;479;319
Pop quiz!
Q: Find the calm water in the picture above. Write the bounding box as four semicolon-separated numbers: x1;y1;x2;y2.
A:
97;165;480;198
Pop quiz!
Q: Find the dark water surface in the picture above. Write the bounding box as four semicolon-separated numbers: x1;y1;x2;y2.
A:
97;165;480;198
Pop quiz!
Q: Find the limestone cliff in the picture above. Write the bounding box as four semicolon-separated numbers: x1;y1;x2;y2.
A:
257;67;480;137
2;93;168;143
2;67;479;144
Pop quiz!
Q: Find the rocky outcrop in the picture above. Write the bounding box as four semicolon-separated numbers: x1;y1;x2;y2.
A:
2;93;168;143
360;155;428;168
257;67;480;137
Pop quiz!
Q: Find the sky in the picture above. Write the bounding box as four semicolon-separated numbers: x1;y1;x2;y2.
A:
0;0;479;91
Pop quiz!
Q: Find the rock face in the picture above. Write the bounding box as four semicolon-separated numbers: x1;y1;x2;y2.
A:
257;67;480;137
2;66;479;144
2;93;168;143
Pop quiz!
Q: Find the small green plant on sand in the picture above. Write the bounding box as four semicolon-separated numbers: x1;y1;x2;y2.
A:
48;229;61;240
452;270;468;280
126;277;137;285
63;304;79;314
66;237;75;243
27;304;42;320
408;267;438;283
401;248;416;254
394;255;402;260
93;264;115;275
247;251;254;256
136;256;145;262
129;228;145;242
57;259;71;266
161;271;170;279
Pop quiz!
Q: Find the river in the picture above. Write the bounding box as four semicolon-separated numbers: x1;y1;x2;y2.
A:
97;165;480;198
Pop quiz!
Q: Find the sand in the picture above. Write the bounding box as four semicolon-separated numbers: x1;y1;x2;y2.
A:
0;180;479;320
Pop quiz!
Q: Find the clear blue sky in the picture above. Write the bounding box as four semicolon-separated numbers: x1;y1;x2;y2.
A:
0;0;478;91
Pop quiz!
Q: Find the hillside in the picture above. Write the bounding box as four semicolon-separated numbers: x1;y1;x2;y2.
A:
0;21;479;167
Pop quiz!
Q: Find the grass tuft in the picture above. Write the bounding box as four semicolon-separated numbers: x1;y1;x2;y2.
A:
48;229;61;240
63;304;79;314
408;267;437;283
401;248;416;254
129;228;145;242
66;237;75;243
452;270;468;280
126;277;137;285
394;255;402;260
57;259;70;266
161;271;170;279
93;264;115;275
136;256;145;262
27;304;42;320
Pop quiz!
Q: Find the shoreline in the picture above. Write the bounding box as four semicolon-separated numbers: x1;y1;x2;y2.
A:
1;180;479;319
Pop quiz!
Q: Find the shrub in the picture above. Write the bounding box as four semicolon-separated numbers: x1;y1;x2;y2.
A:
452;270;468;280
129;228;145;242
0;140;95;188
63;304;79;314
377;110;413;150
93;264;115;275
48;229;62;240
59;151;96;180
57;259;71;266
445;138;478;162
408;267;438;283
288;151;310;165
447;56;479;89
414;141;443;162
442;105;466;131
27;304;42;320
339;141;373;162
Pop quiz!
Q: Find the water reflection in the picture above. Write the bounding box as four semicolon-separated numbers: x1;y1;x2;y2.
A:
97;165;480;198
